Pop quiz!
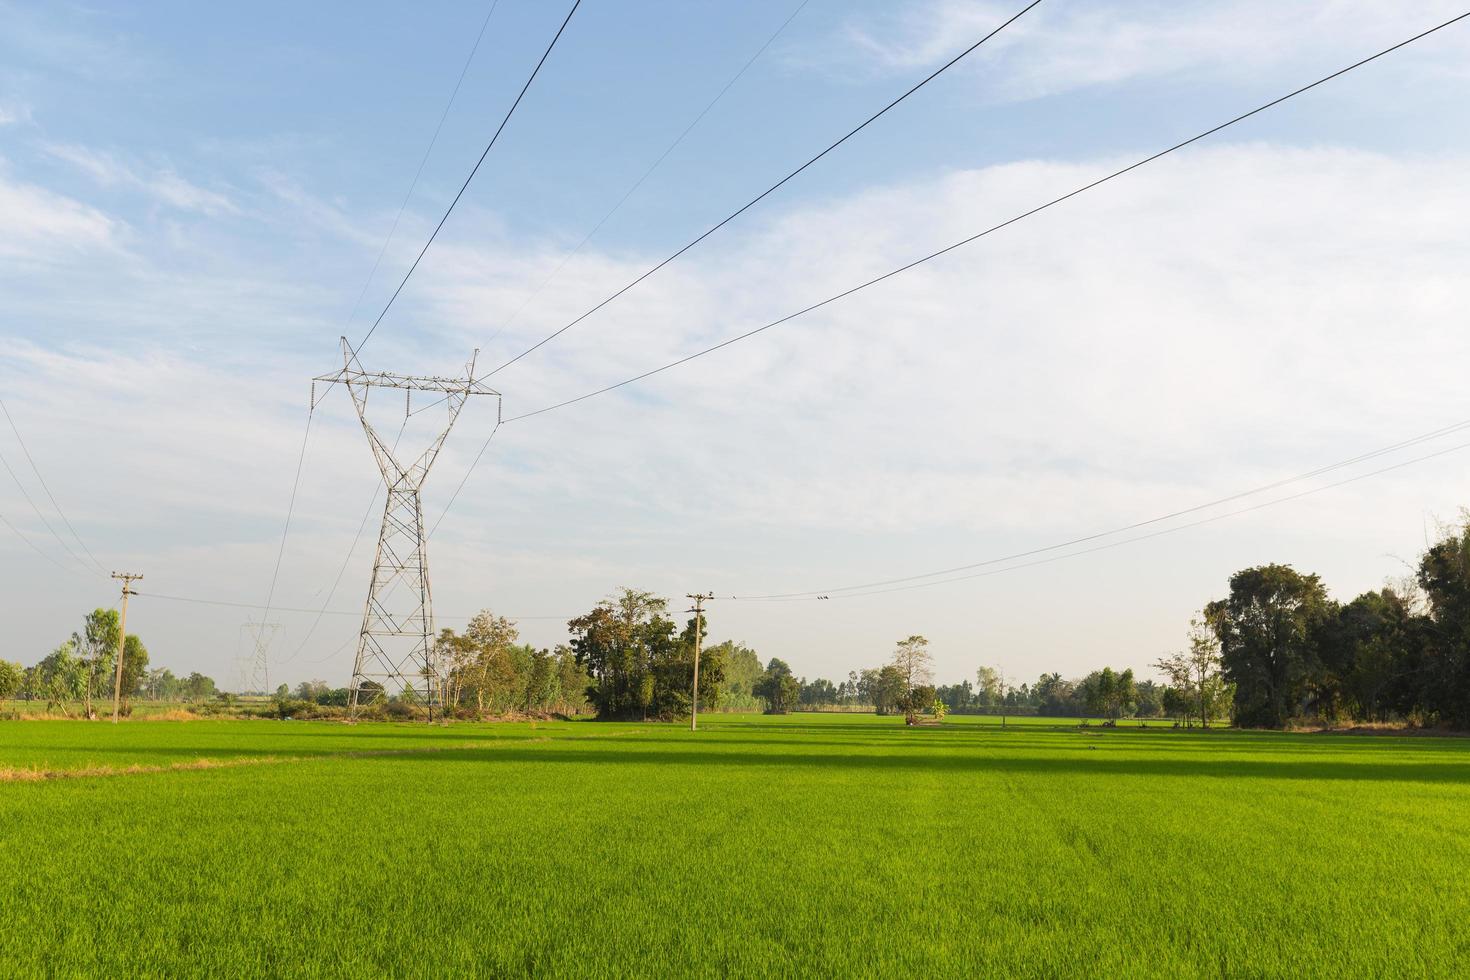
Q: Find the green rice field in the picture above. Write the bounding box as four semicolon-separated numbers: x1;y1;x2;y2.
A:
2;713;1468;977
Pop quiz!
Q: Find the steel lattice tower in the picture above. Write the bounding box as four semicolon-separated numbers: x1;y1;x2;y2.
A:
314;339;498;714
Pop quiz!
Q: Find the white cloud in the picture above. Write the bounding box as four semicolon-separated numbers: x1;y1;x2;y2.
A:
399;144;1470;639
804;1;1470;100
42;141;239;217
0;170;116;257
0;101;31;126
5;142;1469;683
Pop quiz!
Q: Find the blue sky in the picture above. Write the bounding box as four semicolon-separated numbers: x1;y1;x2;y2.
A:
3;0;1470;688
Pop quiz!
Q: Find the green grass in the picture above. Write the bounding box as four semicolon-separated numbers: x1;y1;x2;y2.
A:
2;713;1467;977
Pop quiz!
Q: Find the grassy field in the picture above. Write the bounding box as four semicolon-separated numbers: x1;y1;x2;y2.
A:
2;714;1467;977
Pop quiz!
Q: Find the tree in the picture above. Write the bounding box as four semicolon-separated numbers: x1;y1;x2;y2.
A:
72;608;120;718
1416;517;1470;727
435;627;478;709
753;659;800;714
891;635;933;725
1156;613;1228;727
711;642;762;709
36;641;86;714
462;611;522;714
525;648;558;713
1112;668;1136;719
937;680;973;711
294;679;330;702
569;589;677;720
1134;680;1164;718
801;677;838;707
1316;589;1416;723
1208;564;1332;728
0;659;22;700
145;667;180;701
553;646;590;714
182;672;218;702
870;665;906;716
976;666;1003;707
1033;673;1078;716
118;636;149;708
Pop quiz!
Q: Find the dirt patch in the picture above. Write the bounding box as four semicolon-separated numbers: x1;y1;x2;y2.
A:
1303;725;1469;738
0;738;538;783
0;755;283;782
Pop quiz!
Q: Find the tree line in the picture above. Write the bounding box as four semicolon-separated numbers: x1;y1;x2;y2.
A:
1198;515;1470;728
0;607;225;715
13;512;1467;730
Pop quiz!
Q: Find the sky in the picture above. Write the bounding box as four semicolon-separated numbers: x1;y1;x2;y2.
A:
3;0;1469;690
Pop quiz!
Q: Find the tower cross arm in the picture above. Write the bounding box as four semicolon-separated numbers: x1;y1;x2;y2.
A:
312;368;499;398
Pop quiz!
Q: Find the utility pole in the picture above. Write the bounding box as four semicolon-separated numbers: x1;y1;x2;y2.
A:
110;571;142;723
686;592;713;732
999;668;1007;730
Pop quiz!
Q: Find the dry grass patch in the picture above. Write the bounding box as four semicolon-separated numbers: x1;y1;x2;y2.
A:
0;738;539;783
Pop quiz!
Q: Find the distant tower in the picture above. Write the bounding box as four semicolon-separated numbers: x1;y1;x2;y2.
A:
242;619;282;693
313;339;498;715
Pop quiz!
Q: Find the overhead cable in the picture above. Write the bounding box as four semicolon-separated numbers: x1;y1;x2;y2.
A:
504;11;1470;423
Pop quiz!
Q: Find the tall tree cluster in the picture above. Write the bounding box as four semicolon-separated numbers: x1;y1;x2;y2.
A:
6;608;153;716
435;612;589;716
568;588;725;721
1206;515;1470;727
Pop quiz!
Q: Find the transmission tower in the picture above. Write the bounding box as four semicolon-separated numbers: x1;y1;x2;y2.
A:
314;338;498;715
241;619;282;694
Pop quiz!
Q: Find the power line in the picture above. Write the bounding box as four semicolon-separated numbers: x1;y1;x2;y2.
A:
278;418;411;666
464;0;814;359
728;417;1470;600
357;0;584;352
0;506;76;573
135;590;571;621
0;397;108;574
263;0;508;681
131;429;1470;618
259;407;316;638
429;419;500;538
480;0;1044;380
502;10;1470;424
343;0;504;336
758;439;1470;602
0;424;97;576
278;484;381;666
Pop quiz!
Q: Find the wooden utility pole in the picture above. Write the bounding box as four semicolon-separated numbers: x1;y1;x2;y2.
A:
686;592;713;732
999;668;1007;730
111;571;143;723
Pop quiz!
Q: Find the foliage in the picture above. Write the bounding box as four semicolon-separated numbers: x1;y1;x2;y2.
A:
1414;519;1470;727
33;641;86;713
568;589;710;720
1207;564;1333;728
182;673;218;702
753;658;801;714
799;677;838;707
709;640;762;710
1077;667;1136;720
71;608;119;718
117;635;148;706
0;659;23;700
1156;614;1229;726
436;613;590;717
1195;519;1470;728
891;635;934;725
